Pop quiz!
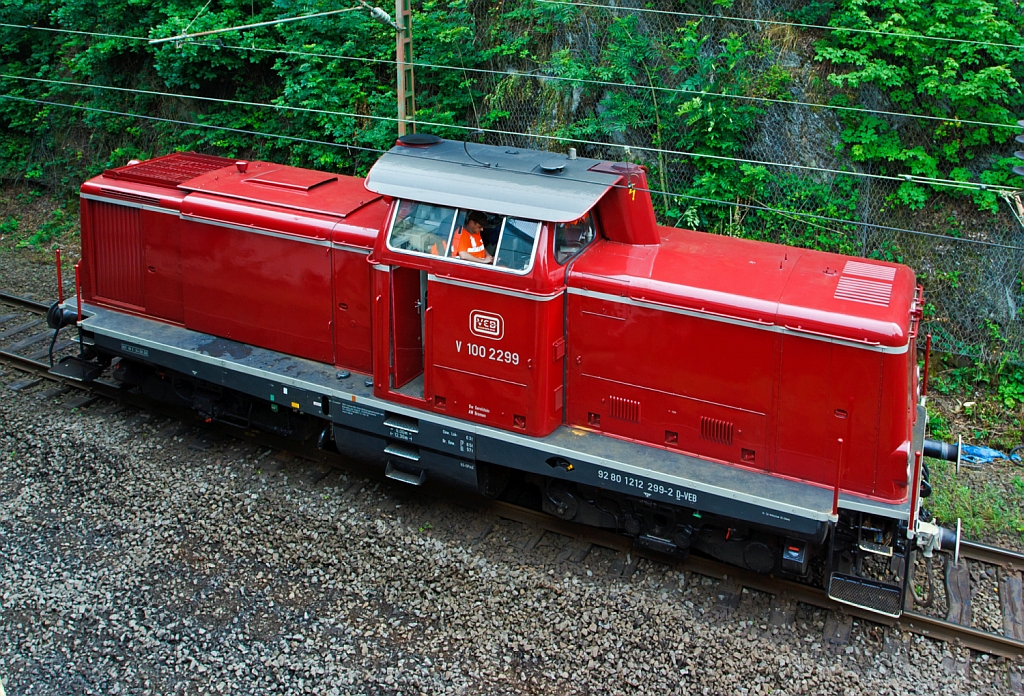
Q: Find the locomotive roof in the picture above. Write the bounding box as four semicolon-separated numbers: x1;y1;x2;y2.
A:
363;137;626;222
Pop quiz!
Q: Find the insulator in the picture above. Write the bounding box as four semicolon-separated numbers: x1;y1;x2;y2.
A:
370;6;397;29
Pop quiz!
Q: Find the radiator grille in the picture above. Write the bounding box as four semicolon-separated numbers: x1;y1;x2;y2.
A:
828;573;902;617
608;396;640;422
90;200;144;308
834;276;893;307
98;187;161;206
103;152;232;188
700;416;733;445
842;260;896;281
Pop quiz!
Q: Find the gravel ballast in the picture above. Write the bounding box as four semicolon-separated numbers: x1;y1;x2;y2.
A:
1;373;1021;695
2;242;1022;694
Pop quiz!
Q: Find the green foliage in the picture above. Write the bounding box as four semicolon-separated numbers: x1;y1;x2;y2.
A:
0;0;1020;251
0;216;18;238
812;1;1024;211
16;208;76;248
928;457;1024;541
997;367;1024;408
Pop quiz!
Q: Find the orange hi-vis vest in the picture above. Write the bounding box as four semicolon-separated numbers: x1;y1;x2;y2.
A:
452;226;487;259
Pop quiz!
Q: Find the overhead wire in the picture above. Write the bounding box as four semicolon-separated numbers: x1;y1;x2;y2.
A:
537;0;1024;51
2;73;1014;194
3;93;1019;250
0;94;385;154
0;23;1018;131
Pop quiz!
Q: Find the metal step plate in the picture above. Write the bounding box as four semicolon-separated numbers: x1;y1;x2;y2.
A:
384;461;426;486
858;540;894;557
828;572;903;618
50;355;104;382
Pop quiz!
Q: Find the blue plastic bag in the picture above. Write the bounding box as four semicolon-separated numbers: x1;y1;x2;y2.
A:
960;443;1012;464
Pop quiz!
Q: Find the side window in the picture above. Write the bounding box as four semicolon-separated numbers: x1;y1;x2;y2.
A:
494;218;540;272
388;200;456;256
387;200;540;274
553;213;596;264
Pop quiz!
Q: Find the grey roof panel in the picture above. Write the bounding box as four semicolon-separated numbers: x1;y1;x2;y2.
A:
363;139;623;222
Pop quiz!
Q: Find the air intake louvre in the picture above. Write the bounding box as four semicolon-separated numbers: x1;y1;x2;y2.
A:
103;152;233;188
700;416;733;445
842;260;896;281
90;200;144;308
98;188;161;206
834;276;893;307
608;395;640;422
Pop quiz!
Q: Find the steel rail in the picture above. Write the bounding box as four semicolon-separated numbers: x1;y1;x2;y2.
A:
2;288;1023;658
0;291;51;313
0;347;54;375
484;498;1024;658
0;293;60;377
902;610;1024;659
960;539;1024;569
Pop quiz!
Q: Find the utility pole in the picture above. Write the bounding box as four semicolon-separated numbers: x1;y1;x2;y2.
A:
396;0;415;135
150;2;414;137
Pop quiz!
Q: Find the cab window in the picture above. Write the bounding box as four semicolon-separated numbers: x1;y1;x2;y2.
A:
494;218;541;272
554;213;596;264
386;199;540;274
388;200;456;256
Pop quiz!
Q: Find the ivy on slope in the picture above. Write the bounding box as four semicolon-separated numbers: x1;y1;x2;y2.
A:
0;0;487;187
0;0;1021;239
805;0;1024;212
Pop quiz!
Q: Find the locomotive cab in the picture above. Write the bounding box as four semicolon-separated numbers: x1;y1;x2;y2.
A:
364;135;649;439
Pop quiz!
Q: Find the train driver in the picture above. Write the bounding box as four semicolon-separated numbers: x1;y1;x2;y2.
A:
451;211;494;264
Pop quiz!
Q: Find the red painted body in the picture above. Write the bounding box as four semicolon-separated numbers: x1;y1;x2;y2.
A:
79;149;919;506
79;153;386;372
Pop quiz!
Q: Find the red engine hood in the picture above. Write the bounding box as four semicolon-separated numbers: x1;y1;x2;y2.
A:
569;227;915;348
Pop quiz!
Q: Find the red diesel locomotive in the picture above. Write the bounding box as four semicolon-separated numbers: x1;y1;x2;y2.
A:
53;134;960;618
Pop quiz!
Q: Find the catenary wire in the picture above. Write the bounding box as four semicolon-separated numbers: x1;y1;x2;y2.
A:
2;73;1013;193
537;0;1024;51
0;94;385;154
3;93;1019;250
0;23;1018;132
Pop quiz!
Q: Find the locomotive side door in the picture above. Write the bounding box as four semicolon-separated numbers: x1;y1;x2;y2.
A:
390;266;426;393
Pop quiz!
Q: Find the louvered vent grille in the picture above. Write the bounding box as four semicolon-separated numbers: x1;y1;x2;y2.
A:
608;396;640;422
834;277;893;307
700;416;733;445
91;200;144;308
98;187;161;206
842;260;896;281
103;152;233;188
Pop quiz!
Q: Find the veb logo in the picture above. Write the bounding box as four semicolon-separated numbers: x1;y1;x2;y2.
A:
470;310;504;340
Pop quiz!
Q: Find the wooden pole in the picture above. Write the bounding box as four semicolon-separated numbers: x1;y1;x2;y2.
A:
396;0;415;135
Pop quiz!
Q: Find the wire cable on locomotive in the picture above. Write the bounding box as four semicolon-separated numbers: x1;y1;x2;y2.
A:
51;134;962;619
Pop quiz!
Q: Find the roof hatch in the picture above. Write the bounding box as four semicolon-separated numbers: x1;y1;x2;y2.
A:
245;168;338;192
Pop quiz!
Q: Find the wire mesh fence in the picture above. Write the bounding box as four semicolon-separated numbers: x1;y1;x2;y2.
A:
2;1;1021;360
458;0;1024;361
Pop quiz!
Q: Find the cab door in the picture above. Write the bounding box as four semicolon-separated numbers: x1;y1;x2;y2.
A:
390;266;425;392
426;278;564;437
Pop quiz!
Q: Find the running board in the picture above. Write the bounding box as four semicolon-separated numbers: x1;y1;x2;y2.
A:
385;461;426;486
49;355;104;382
828;572;903;618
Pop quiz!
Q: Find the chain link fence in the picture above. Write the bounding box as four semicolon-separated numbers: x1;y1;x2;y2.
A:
455;0;1024;361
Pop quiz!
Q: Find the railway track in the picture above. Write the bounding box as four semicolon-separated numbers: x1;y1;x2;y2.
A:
0;290;66;375
3;290;1024;662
